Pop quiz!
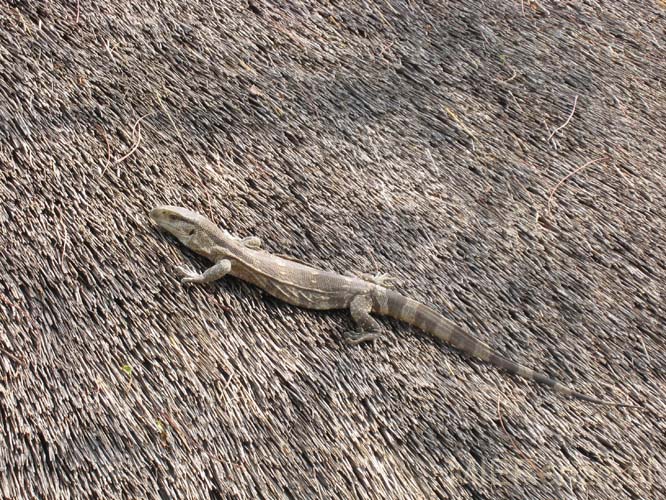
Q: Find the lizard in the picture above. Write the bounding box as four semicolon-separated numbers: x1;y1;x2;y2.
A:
149;205;635;408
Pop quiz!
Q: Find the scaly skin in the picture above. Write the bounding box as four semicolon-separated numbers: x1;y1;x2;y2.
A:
150;205;636;408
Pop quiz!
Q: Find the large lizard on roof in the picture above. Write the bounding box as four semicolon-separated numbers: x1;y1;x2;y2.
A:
149;205;635;407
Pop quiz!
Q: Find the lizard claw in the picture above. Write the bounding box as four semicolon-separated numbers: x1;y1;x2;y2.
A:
369;273;397;287
175;266;200;284
344;331;380;345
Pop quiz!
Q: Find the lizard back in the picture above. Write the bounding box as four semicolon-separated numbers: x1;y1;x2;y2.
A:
226;248;370;310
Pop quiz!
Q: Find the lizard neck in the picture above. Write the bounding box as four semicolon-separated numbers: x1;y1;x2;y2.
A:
188;225;238;261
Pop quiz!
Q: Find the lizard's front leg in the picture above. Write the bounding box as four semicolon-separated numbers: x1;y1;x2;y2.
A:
240;236;262;249
177;259;232;284
345;294;382;344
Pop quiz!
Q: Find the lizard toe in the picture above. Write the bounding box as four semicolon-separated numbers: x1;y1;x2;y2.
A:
175;266;202;284
344;331;380;345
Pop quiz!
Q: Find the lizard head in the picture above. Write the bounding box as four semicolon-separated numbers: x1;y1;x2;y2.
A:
149;205;207;246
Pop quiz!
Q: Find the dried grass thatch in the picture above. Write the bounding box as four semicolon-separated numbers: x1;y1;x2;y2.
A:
1;0;664;498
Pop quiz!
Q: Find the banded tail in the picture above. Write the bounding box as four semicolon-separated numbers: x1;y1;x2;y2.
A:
376;289;635;407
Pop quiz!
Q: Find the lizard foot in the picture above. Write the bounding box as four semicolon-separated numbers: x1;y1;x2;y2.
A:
175;266;204;284
366;273;397;287
344;331;380;345
175;260;231;285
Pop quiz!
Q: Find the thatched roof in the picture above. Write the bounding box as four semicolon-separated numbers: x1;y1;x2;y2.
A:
1;0;664;497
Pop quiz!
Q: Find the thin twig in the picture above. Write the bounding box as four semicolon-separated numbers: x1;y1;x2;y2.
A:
547;156;609;214
114;128;142;165
105;40;118;62
445;107;477;151
498;67;518;84
208;0;220;23
382;0;398;14
639;335;651;363
130;112;150;139
548;95;578;142
509;91;524;113
155;92;213;214
114;113;151;165
99;126;112;177
156;93;187;151
497;396;542;477
58;212;69;273
0;346;24;364
0;293;31;365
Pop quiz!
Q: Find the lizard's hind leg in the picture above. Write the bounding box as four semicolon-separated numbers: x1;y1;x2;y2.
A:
345;294;382;345
345;271;396;287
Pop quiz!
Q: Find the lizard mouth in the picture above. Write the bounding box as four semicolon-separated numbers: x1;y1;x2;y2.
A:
149;206;181;224
149;207;168;223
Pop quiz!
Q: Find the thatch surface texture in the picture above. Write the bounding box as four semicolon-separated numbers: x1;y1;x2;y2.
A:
1;0;664;498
